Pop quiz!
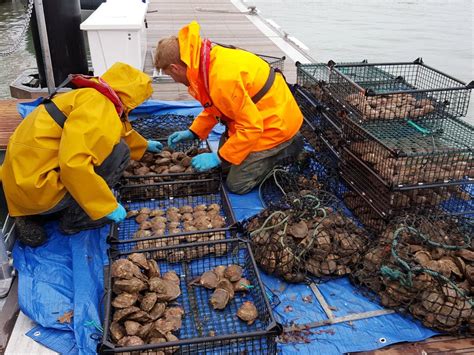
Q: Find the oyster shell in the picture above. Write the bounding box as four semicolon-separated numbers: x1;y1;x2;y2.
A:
112;293;138;308
224;265;243;282
210;288;230;310
237;301;258;325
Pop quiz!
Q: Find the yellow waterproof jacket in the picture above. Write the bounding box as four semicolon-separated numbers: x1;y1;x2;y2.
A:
180;21;303;165
2;62;151;219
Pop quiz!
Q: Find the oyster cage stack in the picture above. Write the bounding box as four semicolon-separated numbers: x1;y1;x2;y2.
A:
110;180;237;252
99;239;281;354
294;60;474;222
121;139;221;188
302;58;474;123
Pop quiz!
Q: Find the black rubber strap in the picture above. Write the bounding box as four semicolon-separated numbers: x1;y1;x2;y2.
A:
252;67;276;104
43;100;67;128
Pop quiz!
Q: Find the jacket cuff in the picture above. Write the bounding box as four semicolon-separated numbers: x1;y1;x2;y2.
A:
188;129;199;139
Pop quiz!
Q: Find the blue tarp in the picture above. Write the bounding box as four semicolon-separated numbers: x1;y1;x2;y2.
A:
13;99;437;354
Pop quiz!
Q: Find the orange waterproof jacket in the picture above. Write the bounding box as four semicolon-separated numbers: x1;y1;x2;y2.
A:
180;21;303;165
1;62;151;219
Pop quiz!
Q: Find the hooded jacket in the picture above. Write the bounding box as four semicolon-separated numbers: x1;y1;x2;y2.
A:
180;21;303;165
2;62;151;219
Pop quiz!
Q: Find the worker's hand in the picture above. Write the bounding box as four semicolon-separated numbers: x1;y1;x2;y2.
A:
147;140;163;153
191;152;221;172
167;130;195;149
106;203;127;223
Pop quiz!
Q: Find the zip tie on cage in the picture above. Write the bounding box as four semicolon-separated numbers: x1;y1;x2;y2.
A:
84;320;104;333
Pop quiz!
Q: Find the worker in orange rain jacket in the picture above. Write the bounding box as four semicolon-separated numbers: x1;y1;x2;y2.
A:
1;62;163;247
154;21;304;194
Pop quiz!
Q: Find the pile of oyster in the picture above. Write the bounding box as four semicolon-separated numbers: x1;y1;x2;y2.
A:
352;216;473;333
345;92;436;121
348;141;470;186
123;146;212;182
125;205;227;261
109;253;184;347
191;265;259;325
247;205;369;282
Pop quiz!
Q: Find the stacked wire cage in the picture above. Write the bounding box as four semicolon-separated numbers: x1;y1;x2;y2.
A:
295;60;474;229
123;114;221;189
100;238;280;353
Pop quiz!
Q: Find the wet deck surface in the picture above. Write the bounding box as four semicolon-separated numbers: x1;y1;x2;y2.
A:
144;0;296;100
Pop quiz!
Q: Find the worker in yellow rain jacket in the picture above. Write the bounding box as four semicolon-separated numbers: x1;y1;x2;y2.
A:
1;62;162;247
154;21;304;194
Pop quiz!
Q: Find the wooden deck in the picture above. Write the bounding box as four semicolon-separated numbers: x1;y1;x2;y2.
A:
0;100;27;149
144;0;301;100
354;335;474;354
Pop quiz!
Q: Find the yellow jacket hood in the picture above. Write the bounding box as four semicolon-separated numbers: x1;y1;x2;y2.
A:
101;62;152;113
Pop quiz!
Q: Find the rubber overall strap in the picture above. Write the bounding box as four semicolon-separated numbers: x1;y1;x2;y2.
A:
251;67;275;104
203;39;277;104
43;100;67;128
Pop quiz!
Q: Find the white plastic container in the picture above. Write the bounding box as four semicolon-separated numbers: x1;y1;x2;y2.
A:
80;0;148;76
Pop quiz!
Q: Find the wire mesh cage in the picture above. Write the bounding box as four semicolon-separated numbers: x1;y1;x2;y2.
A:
293;85;344;150
131;114;195;140
121;140;222;188
344;116;474;187
327;59;473;122
114;181;236;250
342;190;388;234
99;239;280;354
340;147;474;218
245;191;371;282
257;148;340;209
351;213;474;334
257;54;285;72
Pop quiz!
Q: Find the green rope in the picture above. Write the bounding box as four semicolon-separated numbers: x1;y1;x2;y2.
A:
380;223;474;307
258;167;289;207
84;320;103;333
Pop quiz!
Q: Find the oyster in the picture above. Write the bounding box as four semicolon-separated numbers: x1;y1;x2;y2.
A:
113;278;147;294
162;271;180;285
149;278;181;301
109;321;125;342
117;335;144;347
210;288;230;310
124;320;141;336
128;253;149;270
237;301;258;325
112;306;140;322
216;279;235;299
224;265;243;282
234;278;251;292
111;259;144;280
112;293;138;308
196;270;219;289
140;292;158;312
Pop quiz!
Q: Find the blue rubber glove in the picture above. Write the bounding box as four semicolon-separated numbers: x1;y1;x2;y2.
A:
106;203;127;223
167;129;195;149
191;152;221;172
147;140;163;153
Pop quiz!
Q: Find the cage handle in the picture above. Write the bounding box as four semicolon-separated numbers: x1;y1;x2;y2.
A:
406;120;430;135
